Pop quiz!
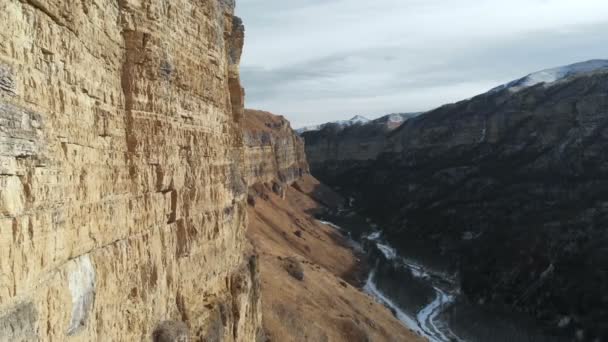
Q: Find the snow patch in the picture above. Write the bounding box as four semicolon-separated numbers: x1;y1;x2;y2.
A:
317;220;342;230
416;288;459;342
296;115;370;133
376;243;398;260
363;268;424;337
317;220;363;252
490;59;608;93
366;231;382;241
387;114;405;123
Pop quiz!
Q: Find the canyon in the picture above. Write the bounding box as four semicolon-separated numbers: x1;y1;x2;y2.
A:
3;0;605;341
242;109;423;342
303;64;608;341
0;1;424;340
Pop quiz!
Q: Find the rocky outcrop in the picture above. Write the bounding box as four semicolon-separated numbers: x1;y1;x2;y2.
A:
0;1;262;341
307;70;608;340
242;109;309;186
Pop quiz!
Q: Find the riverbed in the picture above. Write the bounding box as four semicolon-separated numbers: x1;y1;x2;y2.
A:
318;215;568;342
321;219;462;342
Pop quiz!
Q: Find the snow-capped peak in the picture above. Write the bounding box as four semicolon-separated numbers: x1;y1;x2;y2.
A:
296;115;370;133
490;59;608;93
348;115;370;124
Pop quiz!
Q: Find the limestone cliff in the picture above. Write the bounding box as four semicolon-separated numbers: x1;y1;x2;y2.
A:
0;1;262;341
242;109;309;186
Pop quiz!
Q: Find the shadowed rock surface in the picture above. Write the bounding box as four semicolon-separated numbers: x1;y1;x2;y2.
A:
305;70;608;340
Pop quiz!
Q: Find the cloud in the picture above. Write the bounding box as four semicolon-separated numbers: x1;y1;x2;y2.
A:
236;0;608;127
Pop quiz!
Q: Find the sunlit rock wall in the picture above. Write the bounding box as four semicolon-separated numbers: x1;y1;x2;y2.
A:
242;109;309;186
0;0;262;340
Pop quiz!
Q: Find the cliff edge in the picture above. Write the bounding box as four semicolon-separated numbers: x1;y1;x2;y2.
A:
240;109;423;342
242;109;309;186
0;1;262;340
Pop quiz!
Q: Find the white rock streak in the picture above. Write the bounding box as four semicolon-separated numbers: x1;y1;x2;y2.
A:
66;255;96;335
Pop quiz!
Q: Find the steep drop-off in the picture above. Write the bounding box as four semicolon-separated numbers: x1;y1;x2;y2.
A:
242;109;308;186
241;109;423;342
305;69;608;340
0;1;262;340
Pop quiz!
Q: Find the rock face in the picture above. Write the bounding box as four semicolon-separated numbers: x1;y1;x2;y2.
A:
302;112;418;169
242;109;309;186
306;70;608;340
0;1;262;341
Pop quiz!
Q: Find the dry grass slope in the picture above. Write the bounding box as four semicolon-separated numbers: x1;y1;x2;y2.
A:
247;175;425;342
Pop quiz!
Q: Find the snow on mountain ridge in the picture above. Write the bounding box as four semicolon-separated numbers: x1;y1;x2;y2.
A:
296;115;370;133
349;115;370;124
296;113;422;134
490;59;608;93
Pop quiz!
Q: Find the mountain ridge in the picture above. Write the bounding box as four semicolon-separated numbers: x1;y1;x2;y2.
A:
304;60;608;341
489;59;608;93
297;112;420;134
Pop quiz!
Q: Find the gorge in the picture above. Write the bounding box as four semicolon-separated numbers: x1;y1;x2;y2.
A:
303;61;608;342
1;0;606;341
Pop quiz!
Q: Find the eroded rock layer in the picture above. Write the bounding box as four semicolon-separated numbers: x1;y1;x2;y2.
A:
0;0;262;341
242;109;309;186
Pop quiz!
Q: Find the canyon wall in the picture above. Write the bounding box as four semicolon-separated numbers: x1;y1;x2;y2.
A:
302;114;417;169
303;124;390;168
306;71;608;340
0;1;262;341
242;109;308;186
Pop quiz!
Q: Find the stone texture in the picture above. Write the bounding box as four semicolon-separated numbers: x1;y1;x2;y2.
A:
0;0;261;341
242;109;309;186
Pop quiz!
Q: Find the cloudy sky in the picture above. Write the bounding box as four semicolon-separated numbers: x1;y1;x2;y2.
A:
236;0;608;128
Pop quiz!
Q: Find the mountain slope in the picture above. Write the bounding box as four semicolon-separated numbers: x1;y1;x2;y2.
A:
490;59;608;93
297;113;421;134
306;64;608;340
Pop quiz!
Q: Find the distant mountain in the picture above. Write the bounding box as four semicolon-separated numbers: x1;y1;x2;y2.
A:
490;59;608;93
296;113;420;134
370;113;421;130
296;115;370;134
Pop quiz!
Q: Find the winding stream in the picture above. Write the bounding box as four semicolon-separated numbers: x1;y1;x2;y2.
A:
318;207;572;342
365;231;463;342
320;219;463;342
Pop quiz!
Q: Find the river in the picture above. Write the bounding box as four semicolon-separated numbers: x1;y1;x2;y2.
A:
320;219;462;342
318;217;565;342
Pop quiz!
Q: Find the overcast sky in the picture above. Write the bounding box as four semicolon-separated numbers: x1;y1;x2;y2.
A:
236;0;608;128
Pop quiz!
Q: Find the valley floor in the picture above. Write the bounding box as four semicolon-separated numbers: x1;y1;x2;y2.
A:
246;175;424;342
